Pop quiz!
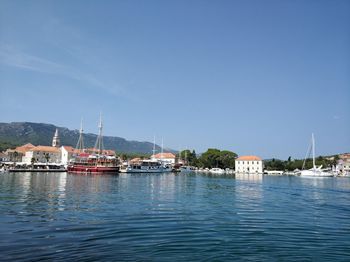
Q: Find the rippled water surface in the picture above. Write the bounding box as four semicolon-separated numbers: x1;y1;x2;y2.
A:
0;172;350;261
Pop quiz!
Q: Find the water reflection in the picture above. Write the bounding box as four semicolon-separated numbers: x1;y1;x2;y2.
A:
1;172;350;261
235;173;263;182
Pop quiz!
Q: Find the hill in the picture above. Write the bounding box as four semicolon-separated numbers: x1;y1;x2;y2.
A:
0;122;167;154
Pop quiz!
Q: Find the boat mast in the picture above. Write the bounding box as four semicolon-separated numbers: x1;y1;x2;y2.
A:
152;135;156;157
94;113;104;154
76;118;85;152
161;137;164;161
312;133;315;169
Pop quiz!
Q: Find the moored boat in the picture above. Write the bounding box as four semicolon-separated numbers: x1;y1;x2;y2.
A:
125;159;172;173
67;115;119;174
67;154;119;174
300;134;333;177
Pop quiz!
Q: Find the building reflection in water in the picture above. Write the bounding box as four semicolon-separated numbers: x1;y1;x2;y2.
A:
234;173;264;216
235;173;263;182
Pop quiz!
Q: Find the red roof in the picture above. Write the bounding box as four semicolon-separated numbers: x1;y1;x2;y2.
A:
31;146;60;153
236;155;262;161
13;143;35;154
152;153;176;159
62;146;75;153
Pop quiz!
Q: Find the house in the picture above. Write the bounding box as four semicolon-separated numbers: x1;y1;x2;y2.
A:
338;153;350;174
5;143;35;162
22;146;61;164
61;146;77;165
0;152;9;162
235;155;263;174
151;153;176;165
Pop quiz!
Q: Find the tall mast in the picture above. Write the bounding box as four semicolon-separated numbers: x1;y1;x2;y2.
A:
312;133;315;168
161;137;164;159
76;118;85;152
152;135;156;156
94;113;104;154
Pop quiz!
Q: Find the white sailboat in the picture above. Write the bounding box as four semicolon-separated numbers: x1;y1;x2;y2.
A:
300;134;333;177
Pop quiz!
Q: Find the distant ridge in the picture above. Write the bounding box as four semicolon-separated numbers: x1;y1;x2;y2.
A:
0;122;170;154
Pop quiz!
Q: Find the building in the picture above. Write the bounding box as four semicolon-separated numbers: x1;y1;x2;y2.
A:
52;129;60;147
61;146;76;165
22;146;61;164
6;143;35;162
338;153;350;174
0;152;9;162
235;155;263;174
151;153;176;165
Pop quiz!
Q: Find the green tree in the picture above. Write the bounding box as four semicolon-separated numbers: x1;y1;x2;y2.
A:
31;157;36;168
44;153;50;163
179;149;197;166
197;149;237;169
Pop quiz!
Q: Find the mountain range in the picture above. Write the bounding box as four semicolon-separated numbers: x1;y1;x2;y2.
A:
0;122;169;154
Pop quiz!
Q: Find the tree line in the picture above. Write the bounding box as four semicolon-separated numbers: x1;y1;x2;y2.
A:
264;156;339;171
179;148;237;169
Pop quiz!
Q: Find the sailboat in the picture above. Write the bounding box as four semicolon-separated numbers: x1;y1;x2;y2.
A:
300;134;333;177
67;115;119;174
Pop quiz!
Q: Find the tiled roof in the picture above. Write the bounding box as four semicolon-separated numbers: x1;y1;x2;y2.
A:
14;143;35;153
236;155;262;161
31;146;60;153
62;146;75;153
152;153;176;159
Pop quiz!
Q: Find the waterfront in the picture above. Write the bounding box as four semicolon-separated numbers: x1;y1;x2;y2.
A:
0;172;350;261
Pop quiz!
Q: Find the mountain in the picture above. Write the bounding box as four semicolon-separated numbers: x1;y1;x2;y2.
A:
0;122;170;154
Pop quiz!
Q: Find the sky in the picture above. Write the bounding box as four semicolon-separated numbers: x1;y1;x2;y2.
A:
0;0;349;159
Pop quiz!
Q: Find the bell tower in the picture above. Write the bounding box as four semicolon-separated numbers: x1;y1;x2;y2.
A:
52;128;60;147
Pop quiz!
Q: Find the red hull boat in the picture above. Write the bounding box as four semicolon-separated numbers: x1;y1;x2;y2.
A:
67;164;119;174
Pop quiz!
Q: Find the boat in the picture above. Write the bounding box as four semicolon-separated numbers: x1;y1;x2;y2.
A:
67;115;119;174
300;134;333;177
264;170;284;175
209;167;225;174
125;159;172;173
179;166;195;173
124;137;172;173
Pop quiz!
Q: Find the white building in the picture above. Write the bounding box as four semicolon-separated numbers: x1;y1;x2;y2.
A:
235;155;263;174
338;153;350;174
151;153;176;165
22;146;61;164
60;146;76;165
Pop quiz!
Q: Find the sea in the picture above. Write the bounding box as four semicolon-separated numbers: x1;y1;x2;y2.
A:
0;172;349;261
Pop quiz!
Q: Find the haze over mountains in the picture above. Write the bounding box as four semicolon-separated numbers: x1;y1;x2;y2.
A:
0;122;167;154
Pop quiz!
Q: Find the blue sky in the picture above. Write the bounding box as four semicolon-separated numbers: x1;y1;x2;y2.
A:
0;0;349;159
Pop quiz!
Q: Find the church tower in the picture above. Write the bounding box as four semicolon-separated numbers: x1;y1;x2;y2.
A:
52;128;60;147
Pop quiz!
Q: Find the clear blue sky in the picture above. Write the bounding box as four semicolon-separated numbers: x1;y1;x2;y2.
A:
1;0;349;159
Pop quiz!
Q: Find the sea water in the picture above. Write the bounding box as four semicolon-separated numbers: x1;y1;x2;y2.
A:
0;172;349;261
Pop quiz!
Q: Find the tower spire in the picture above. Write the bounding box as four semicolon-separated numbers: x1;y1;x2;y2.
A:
52;128;60;147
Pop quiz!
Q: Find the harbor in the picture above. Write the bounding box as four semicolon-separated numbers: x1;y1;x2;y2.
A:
1;171;350;261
